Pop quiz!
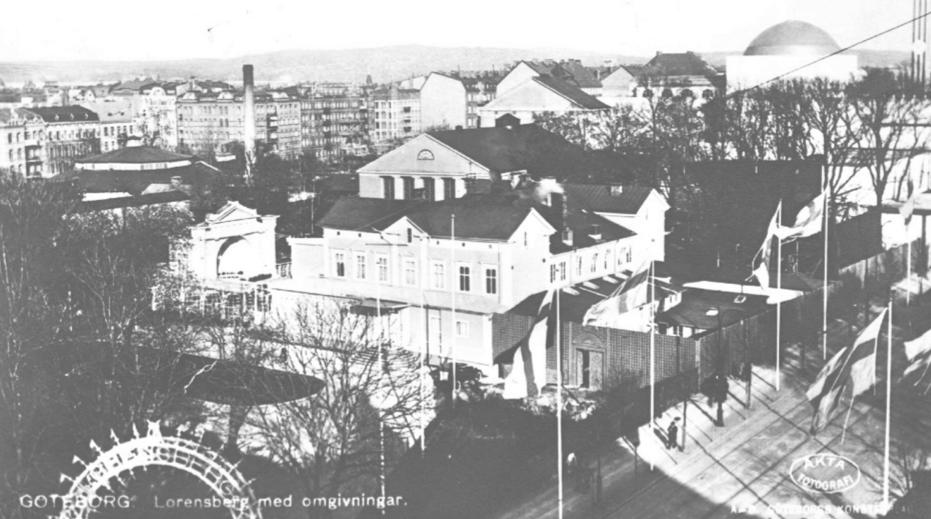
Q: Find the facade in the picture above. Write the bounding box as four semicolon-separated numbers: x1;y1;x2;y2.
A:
371;86;422;150
726;20;859;91
477;74;608;127
419;73;468;131
0;108;45;178
300;92;370;160
25;106;100;176
177;90;302;159
80;98;136;153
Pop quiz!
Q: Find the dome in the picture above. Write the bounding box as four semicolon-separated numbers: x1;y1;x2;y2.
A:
744;20;841;57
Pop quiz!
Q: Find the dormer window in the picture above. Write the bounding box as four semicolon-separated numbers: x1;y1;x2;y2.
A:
416;149;434;160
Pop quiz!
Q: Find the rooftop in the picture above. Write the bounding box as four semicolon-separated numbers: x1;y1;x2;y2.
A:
76;145;194;166
427;124;628;180
25;105;99;123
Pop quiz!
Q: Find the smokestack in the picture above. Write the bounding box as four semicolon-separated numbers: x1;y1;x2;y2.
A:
243;64;256;183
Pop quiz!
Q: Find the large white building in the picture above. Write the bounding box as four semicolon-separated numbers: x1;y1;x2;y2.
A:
170;125;667;377
726;20;860;91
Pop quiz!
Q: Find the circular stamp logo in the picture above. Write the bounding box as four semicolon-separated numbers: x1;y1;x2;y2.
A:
789;454;861;494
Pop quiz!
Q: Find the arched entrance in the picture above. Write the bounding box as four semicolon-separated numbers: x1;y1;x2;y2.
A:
216;237;254;279
59;421;262;519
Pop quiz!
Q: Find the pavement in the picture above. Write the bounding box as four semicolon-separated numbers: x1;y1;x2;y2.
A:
493;287;931;519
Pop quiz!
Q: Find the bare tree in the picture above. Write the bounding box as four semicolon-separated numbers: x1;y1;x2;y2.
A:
848;69;927;206
241;302;433;517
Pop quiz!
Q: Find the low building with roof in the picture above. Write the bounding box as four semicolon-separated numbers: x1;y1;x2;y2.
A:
58;140;219;212
477;72;609;127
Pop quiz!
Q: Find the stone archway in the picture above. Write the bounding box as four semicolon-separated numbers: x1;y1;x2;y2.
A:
59;421;261;519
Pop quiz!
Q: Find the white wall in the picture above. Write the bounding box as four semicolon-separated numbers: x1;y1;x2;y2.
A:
420;74;467;130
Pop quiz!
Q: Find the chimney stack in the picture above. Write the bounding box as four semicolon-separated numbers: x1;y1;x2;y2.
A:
243;64;256;183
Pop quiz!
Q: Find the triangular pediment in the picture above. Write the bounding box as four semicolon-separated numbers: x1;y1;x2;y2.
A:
205;201;259;224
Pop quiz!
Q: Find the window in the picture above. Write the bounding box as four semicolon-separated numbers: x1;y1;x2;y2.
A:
443;178;455;200
416;149;435;160
605;250;611;271
485;267;498;294
403;259;417;286
334;252;346;277
431;261;446;289
576;256;583;276
355;254;367;280
456;320;469;338
382;176;395;199
423;177;436;201
550;264;557;283
591;253;598;273
376;255;388;282
458;264;471;292
406;228;413;243
402;176;415;199
559;261;567;281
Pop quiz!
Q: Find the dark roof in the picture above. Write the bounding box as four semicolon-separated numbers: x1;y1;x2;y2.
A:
555;60;602;88
76;146;193;165
56;161;218;195
77;190;191;212
0;107;41;123
564;184;652;214
644;52;716;77
745;20;840;57
26;105;99;123
532;75;608;109
656;288;769;331
428;125;627;180
319;184;639;245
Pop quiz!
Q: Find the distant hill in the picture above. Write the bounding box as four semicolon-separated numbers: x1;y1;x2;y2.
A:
0;45;910;86
0;45;641;86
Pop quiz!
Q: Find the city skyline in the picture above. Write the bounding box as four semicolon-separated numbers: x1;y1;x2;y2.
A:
0;0;919;62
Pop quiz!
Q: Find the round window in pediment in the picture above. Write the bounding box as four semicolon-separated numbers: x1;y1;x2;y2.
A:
416;149;435;161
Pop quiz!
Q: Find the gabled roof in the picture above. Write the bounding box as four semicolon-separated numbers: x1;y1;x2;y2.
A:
532;75;608;110
25;105;99;123
318;184;639;245
555;60;602;88
563;184;653;215
643;52;717;77
427;125;622;178
77;146;193;165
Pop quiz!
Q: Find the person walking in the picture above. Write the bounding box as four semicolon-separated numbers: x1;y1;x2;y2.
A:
666;418;680;450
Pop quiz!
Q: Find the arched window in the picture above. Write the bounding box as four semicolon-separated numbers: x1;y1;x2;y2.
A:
416;149;435;160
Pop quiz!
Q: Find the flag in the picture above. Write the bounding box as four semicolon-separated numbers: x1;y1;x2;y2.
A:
807;307;887;431
751;204;780;289
899;177;918;226
904;327;931;379
583;261;650;326
776;192;826;240
503;289;555;399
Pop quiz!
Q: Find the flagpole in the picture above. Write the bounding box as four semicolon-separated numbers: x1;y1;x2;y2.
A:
450;214;457;408
556;288;564;519
649;259;656;471
823;165;830;360
883;296;893;512
776;202;783;391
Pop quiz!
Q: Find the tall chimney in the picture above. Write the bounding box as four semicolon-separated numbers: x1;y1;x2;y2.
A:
243;64;256;183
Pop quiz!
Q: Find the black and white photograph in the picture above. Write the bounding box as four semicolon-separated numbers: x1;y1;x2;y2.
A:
2;1;931;518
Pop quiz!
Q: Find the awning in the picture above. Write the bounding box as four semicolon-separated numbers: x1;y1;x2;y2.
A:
349;298;409;315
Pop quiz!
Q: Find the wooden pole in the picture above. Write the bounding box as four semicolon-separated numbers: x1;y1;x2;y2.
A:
556;289;564;519
823;166;830;360
883;296;893;511
649;260;656;470
776;202;783;390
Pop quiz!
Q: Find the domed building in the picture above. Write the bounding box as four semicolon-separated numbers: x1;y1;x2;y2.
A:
726;20;859;91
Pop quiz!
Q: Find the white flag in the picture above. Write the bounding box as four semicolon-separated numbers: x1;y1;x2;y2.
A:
904;327;931;379
751;204;780;289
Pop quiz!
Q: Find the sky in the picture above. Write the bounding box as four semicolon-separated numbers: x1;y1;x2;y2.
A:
0;0;919;61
